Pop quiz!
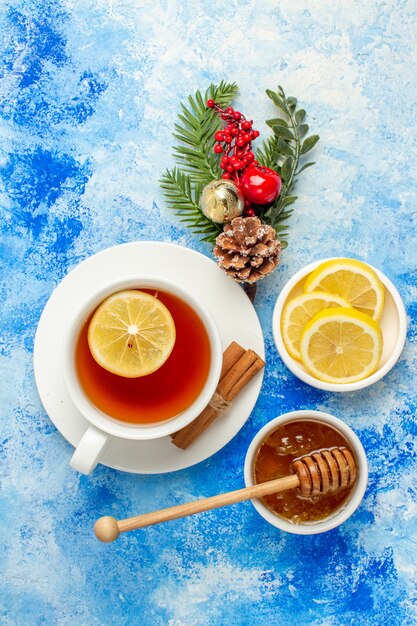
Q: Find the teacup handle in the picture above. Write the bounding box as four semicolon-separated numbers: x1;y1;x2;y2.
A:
70;425;110;475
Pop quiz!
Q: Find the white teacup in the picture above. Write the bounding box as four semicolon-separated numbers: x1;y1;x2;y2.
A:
63;275;222;474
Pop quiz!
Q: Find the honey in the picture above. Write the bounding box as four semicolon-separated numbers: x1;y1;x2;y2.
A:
75;289;211;424
253;420;356;524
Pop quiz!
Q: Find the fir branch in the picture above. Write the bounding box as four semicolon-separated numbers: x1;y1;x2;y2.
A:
160;82;318;250
172;81;239;185
256;135;281;168
160;167;222;243
160;81;238;244
255;85;319;247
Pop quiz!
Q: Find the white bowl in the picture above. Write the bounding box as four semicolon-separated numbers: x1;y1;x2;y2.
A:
272;258;407;392
244;410;368;534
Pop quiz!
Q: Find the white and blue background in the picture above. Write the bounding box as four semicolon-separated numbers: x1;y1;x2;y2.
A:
1;1;416;624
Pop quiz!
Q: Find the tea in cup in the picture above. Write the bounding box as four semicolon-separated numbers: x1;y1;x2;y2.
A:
63;276;222;474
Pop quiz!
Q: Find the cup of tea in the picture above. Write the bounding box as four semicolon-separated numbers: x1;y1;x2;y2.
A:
63;275;223;474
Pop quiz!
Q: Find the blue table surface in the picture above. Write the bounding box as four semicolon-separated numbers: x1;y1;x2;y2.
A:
1;1;416;624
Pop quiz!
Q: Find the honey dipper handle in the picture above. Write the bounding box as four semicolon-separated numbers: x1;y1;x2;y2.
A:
94;474;300;542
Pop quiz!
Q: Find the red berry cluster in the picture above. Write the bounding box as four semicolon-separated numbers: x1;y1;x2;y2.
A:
207;99;259;216
207;100;259;180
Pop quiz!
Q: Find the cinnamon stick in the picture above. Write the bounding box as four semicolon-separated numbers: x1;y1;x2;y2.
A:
218;350;259;400
171;343;264;450
171;342;245;450
220;342;246;379
171;406;217;449
227;357;265;401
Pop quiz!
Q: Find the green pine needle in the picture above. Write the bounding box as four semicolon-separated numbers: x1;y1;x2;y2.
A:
256;135;281;169
160;81;238;243
172;81;238;184
160;167;222;243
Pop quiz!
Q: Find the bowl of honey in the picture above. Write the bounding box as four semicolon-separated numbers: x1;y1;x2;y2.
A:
244;410;368;534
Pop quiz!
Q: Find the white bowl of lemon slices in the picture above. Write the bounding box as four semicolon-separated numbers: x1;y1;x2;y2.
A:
273;258;407;392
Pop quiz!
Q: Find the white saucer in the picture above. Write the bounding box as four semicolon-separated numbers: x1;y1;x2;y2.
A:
34;242;264;474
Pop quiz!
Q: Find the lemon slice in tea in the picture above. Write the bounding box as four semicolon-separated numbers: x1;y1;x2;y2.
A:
88;290;176;378
281;291;352;360
299;307;383;384
304;258;385;321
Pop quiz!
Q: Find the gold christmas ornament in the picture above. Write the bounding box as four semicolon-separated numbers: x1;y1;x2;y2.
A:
200;179;244;224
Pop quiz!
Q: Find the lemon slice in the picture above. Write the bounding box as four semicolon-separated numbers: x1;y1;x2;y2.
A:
88;290;176;378
281;291;352;360
300;307;383;384
304;258;385;321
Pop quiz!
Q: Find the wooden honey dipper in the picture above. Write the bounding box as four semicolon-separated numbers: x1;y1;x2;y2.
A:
94;446;356;542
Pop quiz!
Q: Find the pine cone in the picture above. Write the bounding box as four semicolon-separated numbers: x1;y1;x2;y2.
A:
214;216;282;283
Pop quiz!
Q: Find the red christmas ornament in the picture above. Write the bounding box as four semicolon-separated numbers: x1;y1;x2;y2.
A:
240;165;282;205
